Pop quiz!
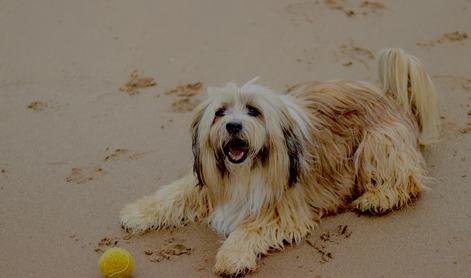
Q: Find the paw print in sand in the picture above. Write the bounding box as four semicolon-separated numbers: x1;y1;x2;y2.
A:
65;166;105;184
103;148;153;162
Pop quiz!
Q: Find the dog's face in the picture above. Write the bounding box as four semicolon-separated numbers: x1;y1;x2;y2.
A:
191;82;308;190
209;93;267;165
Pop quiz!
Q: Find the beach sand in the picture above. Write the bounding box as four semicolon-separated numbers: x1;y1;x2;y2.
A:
0;0;470;277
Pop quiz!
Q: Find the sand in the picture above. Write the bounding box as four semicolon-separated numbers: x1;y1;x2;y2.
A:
0;0;470;277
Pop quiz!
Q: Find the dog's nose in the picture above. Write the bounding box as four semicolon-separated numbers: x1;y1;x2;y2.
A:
226;122;242;134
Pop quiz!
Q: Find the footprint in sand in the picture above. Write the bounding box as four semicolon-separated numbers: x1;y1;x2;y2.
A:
144;237;192;263
93;233;134;253
417;31;469;48
26;100;59;112
305;224;352;264
336;41;375;69
324;0;387;17
94;236;121;253
65;166;105;184
286;0;386;23
164;82;203;112
103;148;153;162
65;148;152;184
119;70;157;96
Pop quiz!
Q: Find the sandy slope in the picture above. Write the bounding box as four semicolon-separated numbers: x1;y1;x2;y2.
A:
0;0;470;277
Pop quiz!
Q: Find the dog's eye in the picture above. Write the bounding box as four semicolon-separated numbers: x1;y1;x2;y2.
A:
247;105;261;117
215;108;225;117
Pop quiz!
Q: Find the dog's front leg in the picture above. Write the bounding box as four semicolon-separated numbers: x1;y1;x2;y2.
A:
120;173;210;233
213;225;262;276
213;202;315;276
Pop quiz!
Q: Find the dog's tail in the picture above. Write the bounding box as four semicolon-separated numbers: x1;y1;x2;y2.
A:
378;48;440;145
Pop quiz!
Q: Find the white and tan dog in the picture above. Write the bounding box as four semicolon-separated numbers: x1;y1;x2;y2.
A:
120;48;440;276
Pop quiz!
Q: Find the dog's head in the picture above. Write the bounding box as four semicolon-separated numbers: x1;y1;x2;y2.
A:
191;80;311;190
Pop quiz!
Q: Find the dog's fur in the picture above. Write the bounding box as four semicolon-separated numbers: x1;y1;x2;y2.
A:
120;48;440;276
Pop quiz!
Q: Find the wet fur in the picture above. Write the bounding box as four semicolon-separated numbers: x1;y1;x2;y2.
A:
120;48;440;276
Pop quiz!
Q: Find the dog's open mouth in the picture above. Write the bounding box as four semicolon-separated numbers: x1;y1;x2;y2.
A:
223;139;249;164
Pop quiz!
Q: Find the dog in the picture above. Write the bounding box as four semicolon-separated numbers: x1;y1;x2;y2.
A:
120;48;440;276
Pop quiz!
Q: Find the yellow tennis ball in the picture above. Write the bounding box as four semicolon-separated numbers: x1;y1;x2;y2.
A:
98;247;134;278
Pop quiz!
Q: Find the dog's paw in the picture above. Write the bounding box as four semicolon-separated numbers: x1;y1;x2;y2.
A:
352;191;391;215
213;249;257;277
119;197;161;234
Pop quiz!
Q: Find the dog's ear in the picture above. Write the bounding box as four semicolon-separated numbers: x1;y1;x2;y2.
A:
191;107;205;187
283;127;301;187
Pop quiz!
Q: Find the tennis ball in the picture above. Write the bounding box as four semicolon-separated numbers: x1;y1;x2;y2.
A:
98;247;134;278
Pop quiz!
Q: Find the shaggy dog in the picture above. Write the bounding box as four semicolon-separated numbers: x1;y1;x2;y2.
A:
120;48;440;276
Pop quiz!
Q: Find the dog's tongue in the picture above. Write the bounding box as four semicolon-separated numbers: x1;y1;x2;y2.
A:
229;146;247;160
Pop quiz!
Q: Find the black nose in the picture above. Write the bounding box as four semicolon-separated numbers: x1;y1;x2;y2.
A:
226;122;242;134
